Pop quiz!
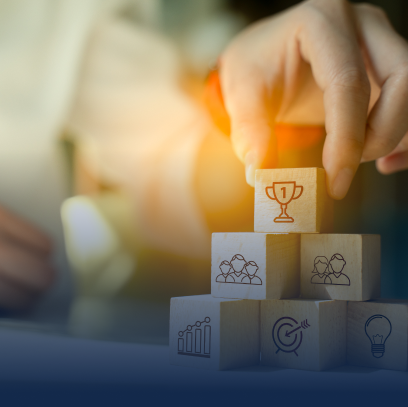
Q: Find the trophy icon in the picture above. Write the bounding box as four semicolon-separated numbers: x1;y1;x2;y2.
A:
265;181;303;223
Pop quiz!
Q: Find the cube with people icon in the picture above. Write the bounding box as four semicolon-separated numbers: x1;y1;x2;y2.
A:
169;295;260;370
347;300;408;371
211;233;300;300
300;234;381;301
254;168;333;233
261;299;347;371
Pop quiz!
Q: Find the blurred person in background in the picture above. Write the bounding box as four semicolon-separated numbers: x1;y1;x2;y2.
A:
0;0;408;321
0;0;251;318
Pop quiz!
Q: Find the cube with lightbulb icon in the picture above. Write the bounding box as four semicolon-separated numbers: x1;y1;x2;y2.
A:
347;299;408;371
211;233;300;300
170;295;260;370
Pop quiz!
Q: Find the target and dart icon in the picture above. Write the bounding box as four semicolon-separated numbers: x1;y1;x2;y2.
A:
272;317;311;357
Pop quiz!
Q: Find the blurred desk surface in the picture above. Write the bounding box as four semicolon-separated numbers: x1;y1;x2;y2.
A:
0;315;407;407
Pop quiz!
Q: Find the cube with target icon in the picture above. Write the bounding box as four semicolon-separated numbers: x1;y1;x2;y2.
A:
170;295;260;370
261;299;347;371
211;233;300;300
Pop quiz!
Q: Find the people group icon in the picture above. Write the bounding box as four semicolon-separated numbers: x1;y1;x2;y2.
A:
310;253;350;286
216;254;262;285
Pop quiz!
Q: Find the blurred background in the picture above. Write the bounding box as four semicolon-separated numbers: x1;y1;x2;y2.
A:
0;0;406;345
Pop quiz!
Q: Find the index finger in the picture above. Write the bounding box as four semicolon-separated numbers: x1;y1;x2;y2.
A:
298;1;371;199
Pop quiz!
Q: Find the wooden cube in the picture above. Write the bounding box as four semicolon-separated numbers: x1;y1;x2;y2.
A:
211;233;300;300
170;295;260;370
301;234;381;301
347;300;408;371
254;168;333;233
261;299;346;371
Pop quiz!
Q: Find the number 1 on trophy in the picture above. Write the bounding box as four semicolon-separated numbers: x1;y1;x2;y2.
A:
266;181;303;223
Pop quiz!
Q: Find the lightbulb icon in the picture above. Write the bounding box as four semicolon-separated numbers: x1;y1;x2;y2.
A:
365;314;392;358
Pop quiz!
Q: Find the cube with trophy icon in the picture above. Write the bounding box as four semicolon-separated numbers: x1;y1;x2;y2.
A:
211;233;300;300
169;295;260;370
300;234;381;301
347;300;408;371
254;168;333;233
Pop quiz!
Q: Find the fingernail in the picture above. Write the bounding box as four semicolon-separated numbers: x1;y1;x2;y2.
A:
245;152;258;187
331;168;354;199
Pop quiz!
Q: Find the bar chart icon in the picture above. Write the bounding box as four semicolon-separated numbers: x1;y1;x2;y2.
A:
178;317;211;358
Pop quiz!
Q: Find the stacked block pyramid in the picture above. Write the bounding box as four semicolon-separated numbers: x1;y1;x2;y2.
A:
170;168;408;371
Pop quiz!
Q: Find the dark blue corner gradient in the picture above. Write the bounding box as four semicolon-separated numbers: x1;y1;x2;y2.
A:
0;383;406;407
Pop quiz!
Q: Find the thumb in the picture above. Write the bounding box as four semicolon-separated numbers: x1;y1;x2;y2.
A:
231;120;277;187
221;69;281;186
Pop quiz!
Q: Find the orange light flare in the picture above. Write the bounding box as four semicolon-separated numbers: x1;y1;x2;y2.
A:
204;69;326;168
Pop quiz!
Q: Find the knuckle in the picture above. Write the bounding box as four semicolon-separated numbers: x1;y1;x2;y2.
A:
331;68;371;96
393;66;408;90
368;135;394;157
297;4;333;35
345;136;365;152
301;1;329;22
364;125;403;160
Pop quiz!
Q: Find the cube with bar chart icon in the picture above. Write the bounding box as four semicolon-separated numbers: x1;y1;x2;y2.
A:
254;168;333;233
170;295;260;370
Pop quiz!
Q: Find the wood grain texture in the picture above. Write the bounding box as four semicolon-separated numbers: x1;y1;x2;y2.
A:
211;233;300;300
219;300;260;370
319;300;347;370
300;234;381;301
316;169;334;233
261;299;346;371
170;295;260;370
254;168;333;233
347;300;408;371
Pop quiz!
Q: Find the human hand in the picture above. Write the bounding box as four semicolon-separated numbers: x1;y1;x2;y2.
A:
0;206;54;309
220;0;408;199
